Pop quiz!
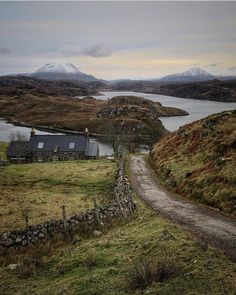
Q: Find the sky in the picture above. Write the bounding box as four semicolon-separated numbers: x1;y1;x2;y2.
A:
0;1;236;80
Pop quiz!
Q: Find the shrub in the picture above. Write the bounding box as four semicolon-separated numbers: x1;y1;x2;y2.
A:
17;242;53;278
82;251;101;268
128;257;178;290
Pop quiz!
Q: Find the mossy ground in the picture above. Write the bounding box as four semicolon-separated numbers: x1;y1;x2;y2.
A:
0;159;116;232
0;196;235;295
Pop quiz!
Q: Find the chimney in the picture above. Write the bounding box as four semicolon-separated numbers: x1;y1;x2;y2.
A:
84;127;89;137
31;127;35;137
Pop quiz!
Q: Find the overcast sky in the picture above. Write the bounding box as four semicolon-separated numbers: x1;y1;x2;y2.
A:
0;1;236;79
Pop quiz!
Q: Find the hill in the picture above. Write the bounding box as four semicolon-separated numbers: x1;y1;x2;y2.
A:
151;110;236;216
32;62;99;82
111;79;236;102
0;75;107;97
158;67;215;82
0;92;187;145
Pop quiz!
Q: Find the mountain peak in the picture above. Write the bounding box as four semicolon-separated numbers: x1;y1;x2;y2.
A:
182;67;213;77
35;62;81;74
159;67;215;82
32;62;98;82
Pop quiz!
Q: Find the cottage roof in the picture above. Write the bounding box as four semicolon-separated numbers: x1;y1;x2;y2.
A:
28;134;88;152
7;141;29;157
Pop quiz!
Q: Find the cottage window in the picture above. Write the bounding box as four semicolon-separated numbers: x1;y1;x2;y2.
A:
37;142;44;149
69;142;75;149
53;155;58;162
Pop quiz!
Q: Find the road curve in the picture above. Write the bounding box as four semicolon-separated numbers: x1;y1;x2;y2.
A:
129;154;236;261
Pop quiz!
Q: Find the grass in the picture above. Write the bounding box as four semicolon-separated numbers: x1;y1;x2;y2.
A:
0;159;116;232
151;111;236;216
0;154;235;294
0;141;8;160
0;196;235;295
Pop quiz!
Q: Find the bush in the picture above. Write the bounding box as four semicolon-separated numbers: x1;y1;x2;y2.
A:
17;242;53;278
128;258;178;290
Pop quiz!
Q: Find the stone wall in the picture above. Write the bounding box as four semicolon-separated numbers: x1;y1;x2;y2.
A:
0;154;136;249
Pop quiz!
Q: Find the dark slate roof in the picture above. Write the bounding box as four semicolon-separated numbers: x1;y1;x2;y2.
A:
7;141;29;157
86;141;99;157
28;135;88;152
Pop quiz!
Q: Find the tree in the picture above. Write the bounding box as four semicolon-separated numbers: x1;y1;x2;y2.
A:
8;131;28;164
104;120;136;157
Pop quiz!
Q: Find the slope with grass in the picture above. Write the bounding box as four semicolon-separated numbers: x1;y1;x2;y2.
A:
0;160;116;232
151;110;236;216
0;195;235;295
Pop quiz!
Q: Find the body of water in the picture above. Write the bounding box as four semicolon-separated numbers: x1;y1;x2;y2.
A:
93;91;236;131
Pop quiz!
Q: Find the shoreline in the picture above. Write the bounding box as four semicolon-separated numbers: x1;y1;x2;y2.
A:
0;115;105;139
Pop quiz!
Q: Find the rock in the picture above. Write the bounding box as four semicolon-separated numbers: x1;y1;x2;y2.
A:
72;235;81;245
38;233;45;239
15;237;22;244
93;230;102;237
7;264;18;271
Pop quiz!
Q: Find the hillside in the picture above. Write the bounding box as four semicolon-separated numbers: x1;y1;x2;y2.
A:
151;110;236;216
0;75;106;97
111;79;236;102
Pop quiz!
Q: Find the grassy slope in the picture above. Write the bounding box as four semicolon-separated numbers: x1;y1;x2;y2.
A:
0;160;116;232
0;196;235;295
151;110;236;216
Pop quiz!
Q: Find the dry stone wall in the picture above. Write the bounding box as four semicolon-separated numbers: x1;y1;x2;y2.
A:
0;155;136;249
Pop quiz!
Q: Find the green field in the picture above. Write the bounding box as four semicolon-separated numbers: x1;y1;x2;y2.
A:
0;141;8;161
0;197;235;295
0;159;116;232
0;158;235;295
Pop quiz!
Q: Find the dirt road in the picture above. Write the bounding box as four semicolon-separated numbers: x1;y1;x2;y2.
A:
129;154;236;261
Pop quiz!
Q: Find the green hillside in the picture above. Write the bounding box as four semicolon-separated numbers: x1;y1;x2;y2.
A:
151;110;236;216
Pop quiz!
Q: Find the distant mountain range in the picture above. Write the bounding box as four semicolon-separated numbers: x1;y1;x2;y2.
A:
1;63;236;83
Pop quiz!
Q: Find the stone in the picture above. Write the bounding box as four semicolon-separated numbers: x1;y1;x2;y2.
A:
38;233;45;239
15;237;22;244
72;235;81;245
93;230;102;237
7;264;18;271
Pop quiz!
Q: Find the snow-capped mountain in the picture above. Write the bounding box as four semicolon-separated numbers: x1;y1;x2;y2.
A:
159;67;215;82
32;62;98;82
35;63;80;74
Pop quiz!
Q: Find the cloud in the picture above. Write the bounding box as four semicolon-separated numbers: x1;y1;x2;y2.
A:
82;44;113;58
228;66;236;71
208;63;218;67
0;48;11;54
